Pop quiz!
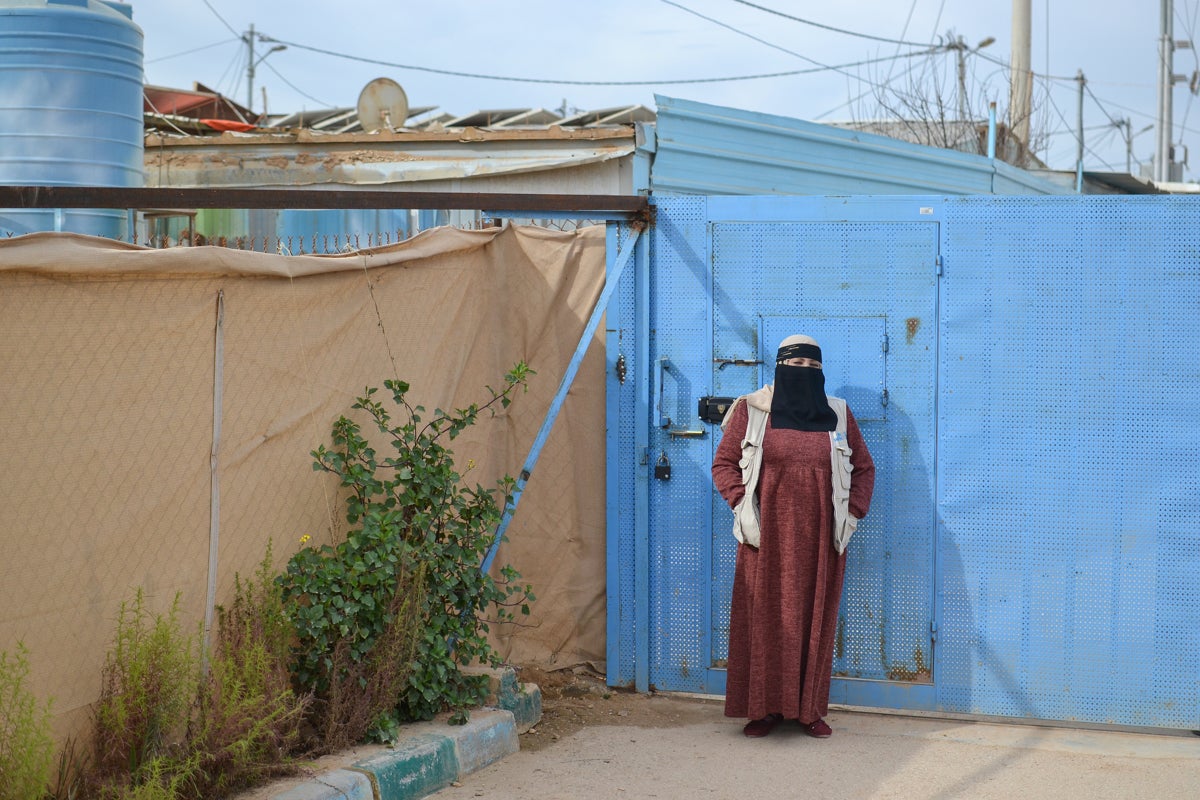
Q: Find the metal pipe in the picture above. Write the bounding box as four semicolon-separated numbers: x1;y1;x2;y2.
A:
1076;71;1086;193
0;186;650;215
987;102;997;159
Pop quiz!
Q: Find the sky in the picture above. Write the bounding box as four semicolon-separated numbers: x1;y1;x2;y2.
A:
132;1;1200;181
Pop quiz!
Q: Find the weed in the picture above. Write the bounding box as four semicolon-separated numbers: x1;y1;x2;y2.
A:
87;591;196;797
187;547;310;795
0;643;55;800
90;591;196;788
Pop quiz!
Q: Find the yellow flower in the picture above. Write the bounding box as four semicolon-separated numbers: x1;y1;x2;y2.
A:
467;459;476;470
299;534;311;545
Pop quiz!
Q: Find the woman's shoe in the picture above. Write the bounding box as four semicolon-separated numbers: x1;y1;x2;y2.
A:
743;713;783;737
803;718;832;738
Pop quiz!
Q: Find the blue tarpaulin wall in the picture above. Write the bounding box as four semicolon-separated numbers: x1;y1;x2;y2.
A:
606;195;1200;729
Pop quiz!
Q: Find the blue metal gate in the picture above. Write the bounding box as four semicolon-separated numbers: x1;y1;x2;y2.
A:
607;195;1200;729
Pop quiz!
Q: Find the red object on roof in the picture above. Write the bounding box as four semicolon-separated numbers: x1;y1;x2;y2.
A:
144;84;259;125
201;119;257;133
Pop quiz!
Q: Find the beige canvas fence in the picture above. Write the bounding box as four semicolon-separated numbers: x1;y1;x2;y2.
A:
0;224;608;741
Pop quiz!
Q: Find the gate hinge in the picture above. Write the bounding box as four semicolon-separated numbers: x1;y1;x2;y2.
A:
935;254;944;276
881;333;889;354
930;620;938;642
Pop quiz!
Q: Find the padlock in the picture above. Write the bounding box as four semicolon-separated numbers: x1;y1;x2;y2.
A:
654;452;671;480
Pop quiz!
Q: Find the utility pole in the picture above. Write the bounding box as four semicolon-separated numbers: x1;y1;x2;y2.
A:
1119;118;1133;174
1010;0;1033;159
242;24;286;116
245;23;256;111
1156;0;1174;182
955;35;968;122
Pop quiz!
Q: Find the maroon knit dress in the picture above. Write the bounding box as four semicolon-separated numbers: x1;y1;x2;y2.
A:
712;400;875;724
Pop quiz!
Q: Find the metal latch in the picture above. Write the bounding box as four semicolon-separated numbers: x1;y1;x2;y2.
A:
654;452;671;480
698;396;737;424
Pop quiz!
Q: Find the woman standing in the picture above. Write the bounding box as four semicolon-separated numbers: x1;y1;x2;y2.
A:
711;334;876;739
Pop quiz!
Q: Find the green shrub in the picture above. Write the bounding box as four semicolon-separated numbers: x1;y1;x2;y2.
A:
0;643;55;800
279;364;536;733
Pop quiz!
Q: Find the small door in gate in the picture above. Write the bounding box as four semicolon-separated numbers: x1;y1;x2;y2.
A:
705;218;940;706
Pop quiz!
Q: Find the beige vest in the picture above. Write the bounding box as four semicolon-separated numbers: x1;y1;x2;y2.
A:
720;386;858;553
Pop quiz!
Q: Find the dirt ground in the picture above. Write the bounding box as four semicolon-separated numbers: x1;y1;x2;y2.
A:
512;664;723;752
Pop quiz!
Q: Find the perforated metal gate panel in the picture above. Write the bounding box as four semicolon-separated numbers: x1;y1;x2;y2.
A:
936;197;1200;726
607;196;1200;729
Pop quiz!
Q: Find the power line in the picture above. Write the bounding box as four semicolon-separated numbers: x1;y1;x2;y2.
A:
146;38;239;65
813;55;929;120
1043;84;1115;171
659;0;837;67
1084;82;1123;129
200;0;239;39
259;60;332;110
263;35;942;86
658;0;940;97
725;0;933;47
876;0;922;89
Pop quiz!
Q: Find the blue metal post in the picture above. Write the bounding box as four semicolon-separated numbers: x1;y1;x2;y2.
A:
633;221;651;693
604;223;624;683
481;225;643;576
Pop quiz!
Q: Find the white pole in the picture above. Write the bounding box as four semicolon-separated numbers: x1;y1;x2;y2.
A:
1011;0;1033;157
246;23;256;112
1156;0;1174;182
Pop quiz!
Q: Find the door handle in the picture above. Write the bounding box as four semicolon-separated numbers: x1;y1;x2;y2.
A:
655;357;672;428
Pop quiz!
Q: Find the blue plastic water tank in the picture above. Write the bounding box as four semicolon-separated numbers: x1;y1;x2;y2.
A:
0;0;144;238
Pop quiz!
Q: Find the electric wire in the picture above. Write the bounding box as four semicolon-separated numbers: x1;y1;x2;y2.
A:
262;35;941;86
911;0;949;89
200;0;240;39
1043;84;1116;171
724;0;933;47
259;60;332;109
813;55;928;120
1087;89;1200;140
147;38;239;64
658;0;935;96
658;1;853;74
1084;82;1124;129
879;0;920;88
217;38;245;102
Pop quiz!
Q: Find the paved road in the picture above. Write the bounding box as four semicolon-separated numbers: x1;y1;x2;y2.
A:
432;700;1200;800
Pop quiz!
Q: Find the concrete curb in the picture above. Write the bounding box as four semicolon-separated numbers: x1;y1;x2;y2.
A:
262;670;541;800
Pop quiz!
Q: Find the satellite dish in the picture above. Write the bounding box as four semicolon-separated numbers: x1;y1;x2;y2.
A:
356;78;409;133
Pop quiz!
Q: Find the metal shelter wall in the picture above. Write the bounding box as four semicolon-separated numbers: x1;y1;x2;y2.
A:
606;195;1200;730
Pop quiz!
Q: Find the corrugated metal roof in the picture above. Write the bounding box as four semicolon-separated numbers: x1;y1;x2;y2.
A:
651;95;1070;197
255;104;656;134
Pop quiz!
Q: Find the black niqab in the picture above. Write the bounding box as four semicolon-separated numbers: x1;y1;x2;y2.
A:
771;364;838;431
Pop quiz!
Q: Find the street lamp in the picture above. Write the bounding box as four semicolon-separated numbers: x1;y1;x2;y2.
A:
950;34;996;121
1116;119;1155;175
244;24;287;113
